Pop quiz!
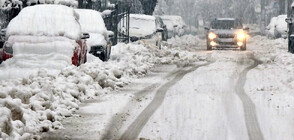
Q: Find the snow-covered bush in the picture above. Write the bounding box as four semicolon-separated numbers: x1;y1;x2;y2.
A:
266;15;287;39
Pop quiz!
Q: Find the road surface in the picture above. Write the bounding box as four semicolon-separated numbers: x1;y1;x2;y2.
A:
42;38;293;140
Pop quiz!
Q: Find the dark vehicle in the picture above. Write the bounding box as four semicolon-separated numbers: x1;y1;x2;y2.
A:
286;2;294;53
0;29;5;47
205;18;249;50
156;17;168;41
0;29;5;64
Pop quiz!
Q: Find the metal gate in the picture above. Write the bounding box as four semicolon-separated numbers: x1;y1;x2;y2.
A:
103;1;130;45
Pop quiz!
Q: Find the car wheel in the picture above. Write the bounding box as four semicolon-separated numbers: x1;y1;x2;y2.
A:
240;44;246;51
77;54;81;66
98;51;106;61
207;44;212;50
289;38;294;53
84;54;87;63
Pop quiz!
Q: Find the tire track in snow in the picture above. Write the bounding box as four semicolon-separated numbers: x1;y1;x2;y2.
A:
119;61;214;140
235;54;264;140
100;66;183;140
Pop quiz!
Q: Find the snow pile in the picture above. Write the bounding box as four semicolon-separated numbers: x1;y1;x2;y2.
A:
6;5;81;40
134;36;203;66
265;15;287;39
0;36;78;80
165;35;203;50
246;36;294;140
0;35;202;139
0;43;149;139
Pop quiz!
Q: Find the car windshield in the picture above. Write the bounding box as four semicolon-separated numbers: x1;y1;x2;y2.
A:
211;20;242;29
130;17;156;30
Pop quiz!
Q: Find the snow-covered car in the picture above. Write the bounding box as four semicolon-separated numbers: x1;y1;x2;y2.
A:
205;18;249;50
119;14;164;47
160;15;187;38
1;5;89;67
75;9;112;61
266;15;287;39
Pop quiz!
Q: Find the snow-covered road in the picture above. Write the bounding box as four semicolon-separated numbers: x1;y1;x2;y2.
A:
39;35;294;140
2;35;294;140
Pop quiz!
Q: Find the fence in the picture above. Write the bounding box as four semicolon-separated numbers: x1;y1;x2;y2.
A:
103;2;130;45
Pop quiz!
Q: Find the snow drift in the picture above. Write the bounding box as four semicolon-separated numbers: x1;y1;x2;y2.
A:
0;35;203;139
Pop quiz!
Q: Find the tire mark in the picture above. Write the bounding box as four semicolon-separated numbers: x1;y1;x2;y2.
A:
235;54;264;140
119;61;214;140
101;66;181;139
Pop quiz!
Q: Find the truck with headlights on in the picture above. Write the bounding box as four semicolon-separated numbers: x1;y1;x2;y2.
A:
205;18;249;50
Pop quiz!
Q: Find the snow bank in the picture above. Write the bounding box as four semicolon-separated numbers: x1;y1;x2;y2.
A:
6;5;81;40
0;35;203;139
0;36;78;80
266;15;287;39
246;36;294;140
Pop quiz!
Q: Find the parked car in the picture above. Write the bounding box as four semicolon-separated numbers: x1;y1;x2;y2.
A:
266;15;287;39
75;9;112;61
155;16;168;41
286;3;294;53
160;15;187;38
0;28;5;48
0;28;5;64
205;18;249;50
120;14;163;47
1;5;88;67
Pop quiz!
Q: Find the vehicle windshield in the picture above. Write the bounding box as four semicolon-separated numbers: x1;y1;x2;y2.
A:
130;17;156;30
211;20;242;29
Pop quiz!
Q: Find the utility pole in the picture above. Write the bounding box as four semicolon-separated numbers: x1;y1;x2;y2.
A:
287;0;294;15
260;0;265;35
286;0;289;14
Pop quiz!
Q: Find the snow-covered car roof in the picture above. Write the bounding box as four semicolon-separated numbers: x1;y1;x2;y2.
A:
128;14;157;37
6;5;82;40
75;9;107;34
25;0;78;7
75;9;108;47
160;15;186;30
130;14;156;21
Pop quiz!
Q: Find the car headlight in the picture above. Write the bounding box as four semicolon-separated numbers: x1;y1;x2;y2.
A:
158;34;162;40
208;32;217;40
237;32;246;40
